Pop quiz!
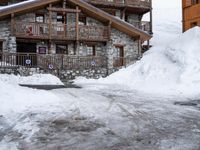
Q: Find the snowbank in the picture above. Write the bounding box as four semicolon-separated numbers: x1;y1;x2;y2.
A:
0;73;64;120
76;27;200;96
0;74;63;85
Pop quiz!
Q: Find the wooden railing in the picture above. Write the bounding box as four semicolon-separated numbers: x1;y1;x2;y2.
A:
14;22;49;39
113;55;138;68
87;0;151;8
79;25;109;41
131;21;151;33
14;23;109;41
0;52;37;67
0;52;107;70
0;53;138;70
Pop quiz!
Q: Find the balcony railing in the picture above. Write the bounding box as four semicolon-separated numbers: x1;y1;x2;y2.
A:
131;21;151;33
0;52;107;70
14;22;109;41
113;55;138;68
87;0;151;8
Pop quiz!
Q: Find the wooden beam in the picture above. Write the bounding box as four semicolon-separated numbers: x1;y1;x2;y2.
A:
149;0;153;34
48;4;52;53
121;8;127;20
11;13;15;36
0;0;60;19
108;21;111;40
47;7;81;13
76;6;79;41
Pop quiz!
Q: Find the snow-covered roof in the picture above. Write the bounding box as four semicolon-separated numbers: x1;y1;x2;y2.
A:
0;0;37;11
0;0;152;40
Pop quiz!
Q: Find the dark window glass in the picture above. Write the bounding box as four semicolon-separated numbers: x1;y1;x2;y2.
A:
56;45;68;54
36;14;44;23
57;14;65;23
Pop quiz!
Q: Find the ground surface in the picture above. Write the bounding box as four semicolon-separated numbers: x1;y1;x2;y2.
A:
1;84;200;150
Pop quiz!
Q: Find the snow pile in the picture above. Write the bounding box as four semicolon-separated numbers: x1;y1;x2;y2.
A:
143;0;182;46
0;74;64;85
76;27;200;96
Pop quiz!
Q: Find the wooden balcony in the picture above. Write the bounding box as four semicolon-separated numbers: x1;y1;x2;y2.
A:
14;22;109;42
86;0;151;9
131;21;151;33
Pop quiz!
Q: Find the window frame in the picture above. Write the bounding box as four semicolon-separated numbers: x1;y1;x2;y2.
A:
87;45;96;56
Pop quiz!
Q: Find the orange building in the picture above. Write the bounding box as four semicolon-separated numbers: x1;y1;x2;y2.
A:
182;0;200;32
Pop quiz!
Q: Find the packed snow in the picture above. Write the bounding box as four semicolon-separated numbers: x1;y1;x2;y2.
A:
0;74;63;85
1;0;200;150
76;27;200;96
75;0;200;97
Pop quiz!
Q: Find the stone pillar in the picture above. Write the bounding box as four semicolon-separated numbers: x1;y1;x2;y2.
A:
7;36;16;52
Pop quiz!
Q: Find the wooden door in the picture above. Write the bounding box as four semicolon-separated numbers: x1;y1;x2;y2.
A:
0;41;3;61
114;45;124;67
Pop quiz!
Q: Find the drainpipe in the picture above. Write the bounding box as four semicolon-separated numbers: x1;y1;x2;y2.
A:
149;0;153;34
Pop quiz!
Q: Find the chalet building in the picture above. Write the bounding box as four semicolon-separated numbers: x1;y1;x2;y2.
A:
182;0;200;32
0;0;152;79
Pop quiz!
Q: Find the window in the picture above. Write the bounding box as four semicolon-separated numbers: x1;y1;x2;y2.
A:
191;22;198;28
57;14;65;23
87;46;96;56
56;44;68;54
114;45;124;58
192;0;199;5
35;14;44;23
79;15;86;25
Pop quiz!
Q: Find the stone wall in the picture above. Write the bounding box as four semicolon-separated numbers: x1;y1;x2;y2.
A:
106;28;139;69
126;14;143;29
59;68;108;80
0;67;108;80
0;20;16;52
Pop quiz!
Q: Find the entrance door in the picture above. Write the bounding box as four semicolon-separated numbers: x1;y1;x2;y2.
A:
0;41;3;61
17;42;37;66
114;45;124;67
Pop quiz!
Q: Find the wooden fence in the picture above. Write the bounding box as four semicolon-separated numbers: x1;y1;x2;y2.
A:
113;55;138;68
0;52;137;71
0;52;107;70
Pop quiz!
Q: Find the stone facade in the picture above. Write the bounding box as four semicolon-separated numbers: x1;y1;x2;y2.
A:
127;14;142;29
0;20;16;52
0;5;142;80
106;29;140;69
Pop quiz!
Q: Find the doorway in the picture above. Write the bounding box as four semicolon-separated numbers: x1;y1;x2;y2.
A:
17;42;37;66
0;41;3;61
114;45;124;67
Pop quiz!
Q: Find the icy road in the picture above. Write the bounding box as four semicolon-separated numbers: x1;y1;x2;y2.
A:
0;84;200;150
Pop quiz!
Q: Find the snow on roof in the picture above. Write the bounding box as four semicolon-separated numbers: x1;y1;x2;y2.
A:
0;0;37;11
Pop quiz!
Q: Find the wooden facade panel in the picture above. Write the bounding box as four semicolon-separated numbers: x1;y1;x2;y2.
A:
182;0;200;31
182;0;192;8
184;18;200;31
184;4;200;20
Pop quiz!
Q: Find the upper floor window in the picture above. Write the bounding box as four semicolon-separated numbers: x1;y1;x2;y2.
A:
35;14;44;23
57;14;65;23
79;14;86;25
192;0;199;5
